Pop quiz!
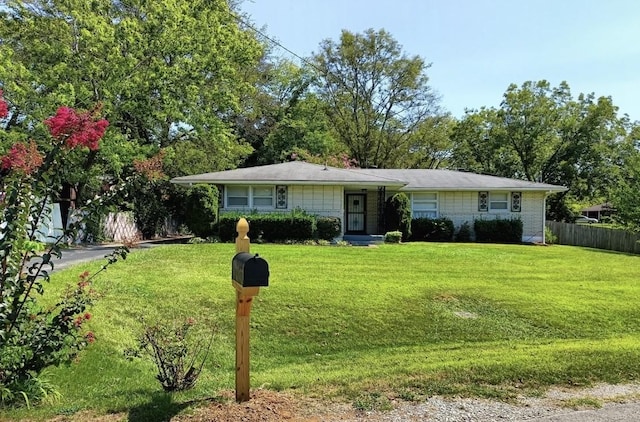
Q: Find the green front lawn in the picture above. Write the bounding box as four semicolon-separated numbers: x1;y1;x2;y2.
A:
4;242;640;420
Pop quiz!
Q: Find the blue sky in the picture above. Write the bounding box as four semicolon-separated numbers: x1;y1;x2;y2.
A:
240;0;640;122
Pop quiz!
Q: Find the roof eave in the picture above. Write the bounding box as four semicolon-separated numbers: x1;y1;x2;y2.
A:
398;187;568;192
170;178;405;187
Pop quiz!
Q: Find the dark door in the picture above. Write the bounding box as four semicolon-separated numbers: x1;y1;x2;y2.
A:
346;194;366;233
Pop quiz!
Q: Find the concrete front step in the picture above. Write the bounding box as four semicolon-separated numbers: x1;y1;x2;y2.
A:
342;234;385;245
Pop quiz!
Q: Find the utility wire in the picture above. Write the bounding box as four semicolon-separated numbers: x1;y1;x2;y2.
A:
229;10;321;72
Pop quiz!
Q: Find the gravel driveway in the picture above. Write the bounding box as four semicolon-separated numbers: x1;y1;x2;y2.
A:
347;383;640;421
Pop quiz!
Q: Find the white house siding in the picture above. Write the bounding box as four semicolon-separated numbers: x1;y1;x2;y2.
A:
288;185;343;218
437;191;546;243
219;185;346;235
365;192;379;234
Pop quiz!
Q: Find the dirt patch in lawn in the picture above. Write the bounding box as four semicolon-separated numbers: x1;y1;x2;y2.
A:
173;390;352;422
43;390;354;422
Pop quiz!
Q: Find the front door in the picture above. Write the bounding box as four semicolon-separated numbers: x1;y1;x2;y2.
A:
346;194;366;233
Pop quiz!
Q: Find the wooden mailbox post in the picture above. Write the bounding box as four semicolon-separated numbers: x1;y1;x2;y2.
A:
232;218;268;403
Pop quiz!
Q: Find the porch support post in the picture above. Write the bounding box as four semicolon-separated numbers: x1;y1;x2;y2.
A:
378;186;386;233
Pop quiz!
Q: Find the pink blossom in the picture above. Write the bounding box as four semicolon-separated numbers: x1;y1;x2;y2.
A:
0;90;8;118
44;106;109;150
1;141;44;175
74;316;84;328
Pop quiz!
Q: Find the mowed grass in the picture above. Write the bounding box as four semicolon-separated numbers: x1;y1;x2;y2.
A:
4;242;640;420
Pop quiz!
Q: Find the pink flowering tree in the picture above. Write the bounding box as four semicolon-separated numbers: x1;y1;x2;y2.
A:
0;92;127;407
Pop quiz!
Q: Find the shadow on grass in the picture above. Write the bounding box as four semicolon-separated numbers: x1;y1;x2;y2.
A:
127;391;190;422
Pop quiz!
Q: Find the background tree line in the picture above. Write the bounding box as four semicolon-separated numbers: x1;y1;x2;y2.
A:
1;0;638;234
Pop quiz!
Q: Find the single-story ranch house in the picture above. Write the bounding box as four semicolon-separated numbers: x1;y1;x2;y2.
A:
171;161;567;243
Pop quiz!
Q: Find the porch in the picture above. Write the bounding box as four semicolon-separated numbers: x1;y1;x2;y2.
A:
344;187;387;236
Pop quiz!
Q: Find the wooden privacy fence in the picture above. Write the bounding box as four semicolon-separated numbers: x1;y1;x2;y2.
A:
546;221;640;254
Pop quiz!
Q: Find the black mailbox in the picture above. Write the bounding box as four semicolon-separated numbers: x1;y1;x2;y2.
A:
232;252;269;287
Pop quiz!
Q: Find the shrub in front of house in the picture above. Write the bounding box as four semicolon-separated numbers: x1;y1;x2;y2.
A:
256;214;315;242
215;212;315;242
409;217;454;242
474;218;523;243
384;193;412;241
216;213;342;243
384;231;403;243
454;221;472;242
316;216;342;241
183;184;219;238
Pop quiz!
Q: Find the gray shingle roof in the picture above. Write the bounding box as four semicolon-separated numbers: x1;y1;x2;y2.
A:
353;169;566;191
171;161;566;192
171;161;405;187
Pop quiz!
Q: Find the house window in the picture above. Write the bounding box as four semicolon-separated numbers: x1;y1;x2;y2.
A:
489;192;509;211
226;186;274;208
253;186;274;207
227;186;249;207
412;193;438;219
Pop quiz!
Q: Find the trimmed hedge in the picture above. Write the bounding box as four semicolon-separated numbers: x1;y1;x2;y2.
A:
455;222;472;242
473;218;523;243
216;212;340;243
384;231;403;243
409;217;454;242
316;216;341;241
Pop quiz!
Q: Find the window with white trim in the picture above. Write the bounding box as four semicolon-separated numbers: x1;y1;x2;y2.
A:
225;185;274;208
227;186;249;207
252;186;274;207
489;192;509;211
412;192;438;218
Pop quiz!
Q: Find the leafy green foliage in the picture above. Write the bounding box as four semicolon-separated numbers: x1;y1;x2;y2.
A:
474;218;523;243
384;193;412;240
313;28;441;168
544;225;558;244
130;182;169;240
183;184;219;238
0;374;60;409
609;133;640;231
215;212;341;242
409;217;454;242
0;101;129;408
216;212;315;242
402;114;456;169
454;221;472;242
315;216;341;241
0;0;264;213
235;59;340;166
384;231;402;243
451;81;635;219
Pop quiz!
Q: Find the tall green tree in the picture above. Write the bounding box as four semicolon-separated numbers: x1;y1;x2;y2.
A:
312;28;441;168
403;114;455;168
609;127;640;230
0;0;262;198
233;59;339;166
451;81;631;219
